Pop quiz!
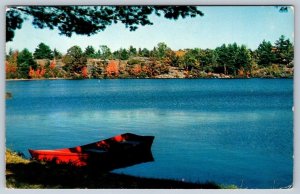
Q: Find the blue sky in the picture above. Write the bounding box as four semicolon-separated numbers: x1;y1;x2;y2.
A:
5;6;294;54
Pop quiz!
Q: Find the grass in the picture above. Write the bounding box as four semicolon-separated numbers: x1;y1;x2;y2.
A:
6;149;236;189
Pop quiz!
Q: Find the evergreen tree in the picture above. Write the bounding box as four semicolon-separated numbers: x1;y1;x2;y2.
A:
17;48;37;78
256;40;276;67
236;45;252;73
141;48;150;57
53;48;62;59
84;45;96;58
215;44;230;74
274;35;294;65
33;43;53;59
7;6;203;42
120;48;129;60
128;46;137;57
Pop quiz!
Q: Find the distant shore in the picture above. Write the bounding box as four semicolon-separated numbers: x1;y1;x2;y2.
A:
5;75;293;81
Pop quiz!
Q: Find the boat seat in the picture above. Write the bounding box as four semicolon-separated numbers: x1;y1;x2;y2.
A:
84;149;107;153
120;140;140;146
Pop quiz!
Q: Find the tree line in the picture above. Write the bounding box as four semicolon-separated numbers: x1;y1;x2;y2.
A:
5;35;293;79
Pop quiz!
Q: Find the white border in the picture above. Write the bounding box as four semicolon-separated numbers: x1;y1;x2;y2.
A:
0;1;299;194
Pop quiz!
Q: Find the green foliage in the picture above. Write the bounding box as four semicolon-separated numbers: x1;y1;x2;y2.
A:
274;35;294;65
98;45;112;59
6;35;293;79
6;9;23;42
214;43;252;75
128;46;137;57
140;48;150;57
183;49;199;70
127;58;141;65
33;43;53;59
62;45;87;77
84;45;96;58
156;42;170;59
256;40;276;67
164;50;180;67
6;6;203;42
237;45;252;70
53;48;62;59
17;48;36;78
119;48;129;60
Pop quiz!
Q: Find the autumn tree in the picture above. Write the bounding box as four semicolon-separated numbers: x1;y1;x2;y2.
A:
81;66;88;78
29;65;46;79
130;64;142;77
49;59;56;69
6;6;203;42
46;59;58;78
6;50;18;79
106;60;119;78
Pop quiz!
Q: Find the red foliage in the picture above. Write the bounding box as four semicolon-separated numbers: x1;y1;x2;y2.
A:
29;66;35;78
81;66;88;78
106;60;119;77
29;66;46;79
40;67;46;77
50;59;56;69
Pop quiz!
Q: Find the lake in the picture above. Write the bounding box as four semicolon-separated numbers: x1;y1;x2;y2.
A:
6;79;293;188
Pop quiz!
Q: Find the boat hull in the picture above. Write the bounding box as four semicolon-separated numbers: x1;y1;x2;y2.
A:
29;133;154;170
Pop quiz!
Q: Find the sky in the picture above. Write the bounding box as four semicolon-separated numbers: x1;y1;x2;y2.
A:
5;6;294;54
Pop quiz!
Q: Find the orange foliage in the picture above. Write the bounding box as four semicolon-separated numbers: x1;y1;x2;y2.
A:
29;66;35;78
6;51;18;74
29;66;46;79
40;67;46;77
5;61;17;73
175;50;186;57
131;64;142;76
106;60;119;77
81;66;88;78
238;69;244;76
50;59;56;69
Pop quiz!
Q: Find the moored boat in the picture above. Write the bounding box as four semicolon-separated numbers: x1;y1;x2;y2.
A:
29;133;154;170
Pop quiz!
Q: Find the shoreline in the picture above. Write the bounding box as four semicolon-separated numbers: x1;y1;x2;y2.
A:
5;76;293;81
6;149;236;189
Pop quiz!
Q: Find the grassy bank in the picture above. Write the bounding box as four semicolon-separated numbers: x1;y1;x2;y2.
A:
6;149;236;189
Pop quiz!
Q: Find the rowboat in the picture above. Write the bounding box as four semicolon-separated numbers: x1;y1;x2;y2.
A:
29;133;154;170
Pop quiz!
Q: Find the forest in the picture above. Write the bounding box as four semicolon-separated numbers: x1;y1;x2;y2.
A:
5;35;294;79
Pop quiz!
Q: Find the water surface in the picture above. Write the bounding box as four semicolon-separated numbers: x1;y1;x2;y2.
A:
6;79;293;188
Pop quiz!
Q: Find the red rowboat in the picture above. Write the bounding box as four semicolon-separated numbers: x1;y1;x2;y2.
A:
29;133;154;170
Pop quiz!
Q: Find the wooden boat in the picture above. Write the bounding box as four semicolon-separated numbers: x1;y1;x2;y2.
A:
29;133;154;170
